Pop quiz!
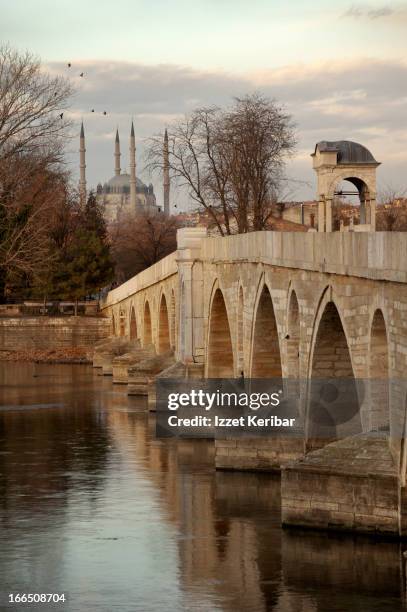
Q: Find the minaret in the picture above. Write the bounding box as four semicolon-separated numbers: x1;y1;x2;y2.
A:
163;128;170;215
114;128;121;176
79;121;87;204
129;121;137;210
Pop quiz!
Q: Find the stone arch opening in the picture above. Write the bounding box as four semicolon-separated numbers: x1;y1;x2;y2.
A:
399;396;407;488
287;291;300;378
237;286;244;375
158;294;171;354
143;301;152;347
180;282;186;358
369;309;389;432
334;176;371;227
129;306;137;340
111;314;116;336
119;311;126;337
308;301;361;445
207;288;234;377
251;285;282;378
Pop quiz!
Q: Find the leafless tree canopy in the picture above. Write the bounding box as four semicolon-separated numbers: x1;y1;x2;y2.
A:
376;186;407;231
110;211;180;283
0;45;74;296
145;94;296;235
0;44;72;161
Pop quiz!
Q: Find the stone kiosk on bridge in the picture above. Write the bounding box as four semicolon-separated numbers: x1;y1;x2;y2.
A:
313;139;380;232
93;141;407;537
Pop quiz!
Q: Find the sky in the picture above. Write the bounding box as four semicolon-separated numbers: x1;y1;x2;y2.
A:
2;0;407;206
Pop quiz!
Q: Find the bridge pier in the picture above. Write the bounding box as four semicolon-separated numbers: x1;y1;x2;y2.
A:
127;350;175;398
215;438;305;472
112;344;155;384
281;434;400;535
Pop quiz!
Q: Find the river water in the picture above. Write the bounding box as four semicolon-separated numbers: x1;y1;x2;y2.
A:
0;362;406;612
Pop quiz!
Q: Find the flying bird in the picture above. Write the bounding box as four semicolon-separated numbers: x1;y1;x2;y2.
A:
59;113;64;119
79;72;84;77
67;63;71;68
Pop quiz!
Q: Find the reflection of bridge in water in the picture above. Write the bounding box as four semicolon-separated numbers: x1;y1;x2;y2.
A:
106;393;406;611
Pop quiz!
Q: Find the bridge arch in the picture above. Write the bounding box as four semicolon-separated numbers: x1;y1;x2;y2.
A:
237;284;244;375
158;292;171;354
129;305;138;340
250;279;282;378
369;308;390;432
286;288;300;379
307;288;361;446
170;290;176;349
207;285;234;377
143;300;153;347
119;310;126;337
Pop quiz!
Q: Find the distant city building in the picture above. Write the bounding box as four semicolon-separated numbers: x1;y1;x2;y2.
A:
79;122;170;223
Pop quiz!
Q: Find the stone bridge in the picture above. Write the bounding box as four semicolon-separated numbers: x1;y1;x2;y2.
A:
101;227;407;536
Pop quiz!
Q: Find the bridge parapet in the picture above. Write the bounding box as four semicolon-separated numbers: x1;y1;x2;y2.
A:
200;231;407;282
103;251;178;309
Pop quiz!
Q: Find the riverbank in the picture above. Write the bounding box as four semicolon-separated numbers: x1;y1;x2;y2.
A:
0;347;90;363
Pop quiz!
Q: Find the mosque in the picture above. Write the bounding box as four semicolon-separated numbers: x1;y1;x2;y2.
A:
79;121;170;223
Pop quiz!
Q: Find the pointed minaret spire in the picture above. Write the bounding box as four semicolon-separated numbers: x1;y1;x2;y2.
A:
163;128;170;215
79;121;87;204
129;120;137;210
114;128;121;176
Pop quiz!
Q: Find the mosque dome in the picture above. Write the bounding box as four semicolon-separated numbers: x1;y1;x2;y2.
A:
314;140;378;165
104;174;152;194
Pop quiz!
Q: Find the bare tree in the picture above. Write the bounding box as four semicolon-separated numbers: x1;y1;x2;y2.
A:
0;45;74;297
145;94;296;235
0;155;72;296
110;211;180;282
0;44;72;161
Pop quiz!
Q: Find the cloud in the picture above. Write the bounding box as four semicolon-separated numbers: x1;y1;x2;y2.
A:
52;58;407;203
343;5;365;17
342;3;406;20
368;6;394;18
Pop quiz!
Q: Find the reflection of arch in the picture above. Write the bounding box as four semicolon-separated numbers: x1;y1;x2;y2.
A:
237;285;244;375
308;299;361;446
158;294;171;354
251;284;282;378
286;290;300;378
143;301;152;347
369;309;389;432
129;306;137;340
207;288;234;377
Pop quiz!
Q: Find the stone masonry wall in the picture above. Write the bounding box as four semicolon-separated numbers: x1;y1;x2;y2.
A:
0;317;110;351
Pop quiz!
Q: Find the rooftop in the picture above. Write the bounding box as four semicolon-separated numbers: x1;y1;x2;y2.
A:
313;140;378;165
